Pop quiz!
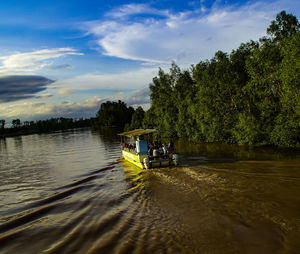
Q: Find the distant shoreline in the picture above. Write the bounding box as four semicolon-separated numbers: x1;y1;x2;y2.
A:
0;117;91;139
0;126;92;139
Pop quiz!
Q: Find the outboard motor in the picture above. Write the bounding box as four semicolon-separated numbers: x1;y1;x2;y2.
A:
172;154;179;166
144;157;150;169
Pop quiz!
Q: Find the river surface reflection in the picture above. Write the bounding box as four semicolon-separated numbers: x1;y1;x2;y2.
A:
0;128;299;253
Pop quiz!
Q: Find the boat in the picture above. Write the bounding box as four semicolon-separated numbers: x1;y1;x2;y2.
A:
118;129;179;169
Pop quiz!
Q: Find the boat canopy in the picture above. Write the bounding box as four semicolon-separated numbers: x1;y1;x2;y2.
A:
118;129;157;138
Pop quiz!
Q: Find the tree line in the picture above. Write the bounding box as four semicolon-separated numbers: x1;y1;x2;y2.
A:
144;11;299;147
2;11;298;147
93;11;299;148
0;117;91;137
91;100;145;131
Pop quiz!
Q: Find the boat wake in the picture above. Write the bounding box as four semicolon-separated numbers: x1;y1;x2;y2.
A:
1;159;300;253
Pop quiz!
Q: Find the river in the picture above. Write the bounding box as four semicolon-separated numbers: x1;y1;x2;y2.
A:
0;128;299;254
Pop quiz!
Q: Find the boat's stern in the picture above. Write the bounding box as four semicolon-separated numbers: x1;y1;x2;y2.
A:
122;149;148;169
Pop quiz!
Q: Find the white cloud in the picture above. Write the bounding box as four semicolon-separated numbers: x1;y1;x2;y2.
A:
109;86;150;108
106;4;170;19
0;97;103;121
85;0;299;65
0;48;83;75
57;88;75;95
59;67;158;90
37;94;53;99
0;86;151;121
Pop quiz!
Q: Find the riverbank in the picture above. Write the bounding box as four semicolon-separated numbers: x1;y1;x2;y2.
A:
0;118;91;139
0;129;38;138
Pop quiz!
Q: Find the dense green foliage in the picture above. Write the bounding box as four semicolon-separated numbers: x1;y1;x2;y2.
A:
126;106;145;130
0;117;91;138
92;100;134;128
2;11;298;148
143;11;299;147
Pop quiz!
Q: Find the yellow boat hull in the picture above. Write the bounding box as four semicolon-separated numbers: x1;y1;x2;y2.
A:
122;150;176;169
122;150;147;169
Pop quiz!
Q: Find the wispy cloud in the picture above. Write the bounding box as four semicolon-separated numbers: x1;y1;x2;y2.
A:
57;88;75;95
84;0;298;65
0;86;150;121
0;48;82;75
46;64;72;70
0;97;103;121
109;86;150;108
106;3;170;18
36;94;53;99
59;67;158;90
0;75;54;103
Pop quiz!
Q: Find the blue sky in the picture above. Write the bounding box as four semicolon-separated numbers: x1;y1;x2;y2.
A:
0;0;299;122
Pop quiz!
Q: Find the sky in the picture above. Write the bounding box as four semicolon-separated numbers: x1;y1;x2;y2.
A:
0;0;299;123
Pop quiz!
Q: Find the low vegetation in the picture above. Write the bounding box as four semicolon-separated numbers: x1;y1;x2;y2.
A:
0;118;91;138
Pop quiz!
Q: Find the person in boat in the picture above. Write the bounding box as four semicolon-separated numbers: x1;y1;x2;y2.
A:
168;140;175;152
162;143;168;158
158;145;163;155
128;143;133;152
121;140;125;149
153;145;159;160
148;142;153;157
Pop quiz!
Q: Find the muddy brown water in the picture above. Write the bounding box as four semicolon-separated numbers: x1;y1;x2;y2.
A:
0;128;299;254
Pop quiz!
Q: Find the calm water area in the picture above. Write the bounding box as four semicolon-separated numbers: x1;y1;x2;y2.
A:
0;128;300;254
